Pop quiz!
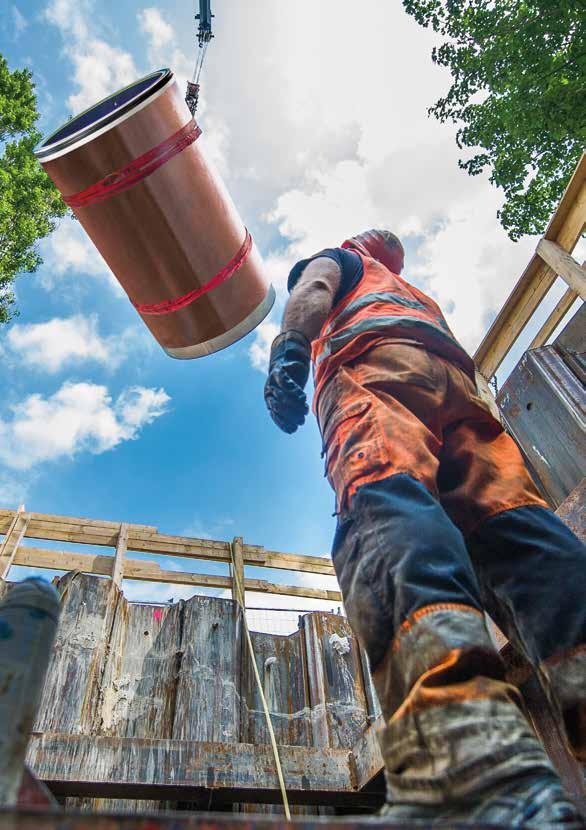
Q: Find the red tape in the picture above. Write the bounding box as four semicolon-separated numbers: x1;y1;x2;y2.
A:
134;229;253;316
63;121;202;209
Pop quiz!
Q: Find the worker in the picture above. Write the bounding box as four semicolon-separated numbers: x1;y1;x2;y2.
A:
264;229;586;826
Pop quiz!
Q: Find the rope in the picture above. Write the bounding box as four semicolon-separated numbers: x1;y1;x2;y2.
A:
133;228;252;316
63;121;201;209
192;41;209;85
229;542;291;820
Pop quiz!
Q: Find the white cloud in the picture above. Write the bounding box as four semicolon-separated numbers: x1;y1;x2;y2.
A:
136;6;229;173
6;315;114;373
12;6;28;35
0;382;170;471
137;7;173;52
40;0;541;366
0;473;30;507
39;219;120;292
165;0;532;363
45;0;138;112
248;320;279;374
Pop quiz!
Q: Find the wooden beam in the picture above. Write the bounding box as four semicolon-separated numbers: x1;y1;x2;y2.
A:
26;733;357;803
543;152;586;241
230;536;245;608
111;523;128;588
528;287;578;350
0;509;157;534
536;239;586;298
0;512;335;576
474;157;586;379
13;547;342;603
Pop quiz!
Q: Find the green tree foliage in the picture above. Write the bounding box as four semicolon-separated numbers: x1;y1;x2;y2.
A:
0;54;66;323
403;0;586;240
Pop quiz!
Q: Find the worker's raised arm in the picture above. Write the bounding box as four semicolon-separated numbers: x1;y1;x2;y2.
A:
282;257;342;341
264;257;341;434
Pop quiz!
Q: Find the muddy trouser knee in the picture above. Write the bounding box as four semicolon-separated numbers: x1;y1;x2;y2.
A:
331;474;553;804
468;505;586;764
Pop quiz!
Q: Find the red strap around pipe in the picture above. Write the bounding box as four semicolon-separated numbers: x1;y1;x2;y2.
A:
63;121;202;209
134;229;253;316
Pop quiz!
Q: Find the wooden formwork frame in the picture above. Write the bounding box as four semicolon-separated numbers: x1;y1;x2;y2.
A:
474;152;586;380
0;508;341;605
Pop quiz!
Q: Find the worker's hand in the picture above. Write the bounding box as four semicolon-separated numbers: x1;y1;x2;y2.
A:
264;331;311;434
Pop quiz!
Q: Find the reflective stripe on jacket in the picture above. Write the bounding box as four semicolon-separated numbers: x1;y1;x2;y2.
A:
311;252;475;407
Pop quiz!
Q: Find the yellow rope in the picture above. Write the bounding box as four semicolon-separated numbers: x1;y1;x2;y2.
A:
229;542;291;820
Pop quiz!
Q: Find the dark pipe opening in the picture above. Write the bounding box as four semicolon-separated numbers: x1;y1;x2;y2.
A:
36;69;171;158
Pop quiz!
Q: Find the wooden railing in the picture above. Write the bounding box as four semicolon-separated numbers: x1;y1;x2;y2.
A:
474;152;586;380
0;507;341;603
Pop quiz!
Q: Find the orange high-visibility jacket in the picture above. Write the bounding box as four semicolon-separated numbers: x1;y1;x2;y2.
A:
311;252;475;407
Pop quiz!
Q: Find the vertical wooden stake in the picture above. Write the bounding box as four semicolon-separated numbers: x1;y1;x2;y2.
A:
474;370;502;423
0;506;30;582
231;536;245;608
111;523;128;589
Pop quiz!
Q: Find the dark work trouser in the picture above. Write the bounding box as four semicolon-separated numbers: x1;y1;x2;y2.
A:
317;342;586;801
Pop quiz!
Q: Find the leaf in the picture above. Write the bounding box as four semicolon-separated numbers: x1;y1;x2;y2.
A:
0;53;67;324
402;0;586;239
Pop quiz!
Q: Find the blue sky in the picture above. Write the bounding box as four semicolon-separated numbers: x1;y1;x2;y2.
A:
1;0;582;611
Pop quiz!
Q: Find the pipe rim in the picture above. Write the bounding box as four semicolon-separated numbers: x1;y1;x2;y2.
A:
35;69;173;162
163;286;276;360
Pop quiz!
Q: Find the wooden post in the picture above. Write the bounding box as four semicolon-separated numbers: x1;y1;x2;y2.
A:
231;536;245;608
474;370;501;422
0;506;30;582
529;286;579;350
111;523;128;588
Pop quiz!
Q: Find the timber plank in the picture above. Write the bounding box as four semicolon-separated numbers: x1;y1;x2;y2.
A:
536;239;586;297
528;287;578;350
474;155;586;378
0;512;335;576
13;547;342;602
111;525;128;587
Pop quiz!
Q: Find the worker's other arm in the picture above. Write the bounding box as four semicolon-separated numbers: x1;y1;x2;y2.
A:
264;257;341;434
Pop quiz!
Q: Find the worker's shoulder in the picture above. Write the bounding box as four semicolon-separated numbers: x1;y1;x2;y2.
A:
287;248;363;297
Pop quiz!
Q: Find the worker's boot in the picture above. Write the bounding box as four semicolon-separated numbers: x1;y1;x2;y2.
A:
371;604;585;828
544;648;586;768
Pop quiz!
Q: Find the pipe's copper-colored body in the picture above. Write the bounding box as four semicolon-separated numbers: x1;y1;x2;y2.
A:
35;70;274;358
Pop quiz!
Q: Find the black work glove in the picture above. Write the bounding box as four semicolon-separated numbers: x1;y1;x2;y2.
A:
264;331;311;433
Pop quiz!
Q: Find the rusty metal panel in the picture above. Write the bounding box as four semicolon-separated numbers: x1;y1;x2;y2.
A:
302;614;369;749
240;630;311;748
99;600;182;739
497;346;585;507
0;810;508;830
21;575;384;811
172;596;242;744
25;734;354;803
34;573;120;735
